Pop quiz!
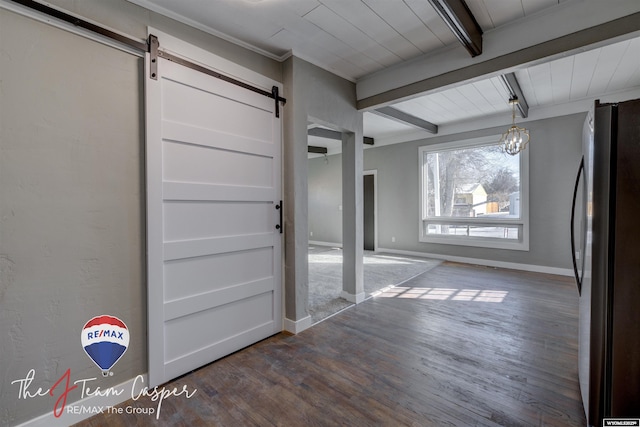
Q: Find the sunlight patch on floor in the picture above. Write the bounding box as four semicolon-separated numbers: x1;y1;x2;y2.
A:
376;286;508;303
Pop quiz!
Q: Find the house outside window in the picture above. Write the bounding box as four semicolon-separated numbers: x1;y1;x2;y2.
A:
419;135;529;250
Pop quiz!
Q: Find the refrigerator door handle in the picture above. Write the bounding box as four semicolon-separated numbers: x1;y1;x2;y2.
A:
570;156;584;295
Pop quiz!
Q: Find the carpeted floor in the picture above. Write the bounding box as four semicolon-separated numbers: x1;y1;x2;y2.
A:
308;246;441;323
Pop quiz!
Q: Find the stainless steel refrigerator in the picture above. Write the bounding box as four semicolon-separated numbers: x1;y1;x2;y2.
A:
571;98;640;426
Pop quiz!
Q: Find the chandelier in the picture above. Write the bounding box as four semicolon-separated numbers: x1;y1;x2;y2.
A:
500;97;530;156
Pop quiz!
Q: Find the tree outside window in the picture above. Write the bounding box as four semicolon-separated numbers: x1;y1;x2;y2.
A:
419;138;528;250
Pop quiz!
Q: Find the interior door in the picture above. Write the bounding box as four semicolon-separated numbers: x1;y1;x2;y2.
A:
146;52;282;387
364;174;375;251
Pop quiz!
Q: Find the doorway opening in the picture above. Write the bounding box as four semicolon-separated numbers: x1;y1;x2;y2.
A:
364;171;377;252
307;123;344;323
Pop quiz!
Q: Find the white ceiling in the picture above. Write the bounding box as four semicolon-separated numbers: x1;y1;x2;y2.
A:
127;0;640;147
393;36;640;126
129;0;574;80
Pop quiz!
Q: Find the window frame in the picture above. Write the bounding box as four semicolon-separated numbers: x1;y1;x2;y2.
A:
418;134;529;251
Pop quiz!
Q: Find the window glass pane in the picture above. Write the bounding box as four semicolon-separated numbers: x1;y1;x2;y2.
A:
424;144;520;219
425;223;520;240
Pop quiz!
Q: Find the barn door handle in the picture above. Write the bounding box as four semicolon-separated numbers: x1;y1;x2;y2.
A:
275;201;283;233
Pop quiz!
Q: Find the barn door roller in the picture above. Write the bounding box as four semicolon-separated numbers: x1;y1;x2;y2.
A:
149;35;159;81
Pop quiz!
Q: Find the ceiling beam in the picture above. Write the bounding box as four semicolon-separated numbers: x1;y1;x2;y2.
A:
372;107;438;134
428;0;483;57
500;73;529;118
357;5;640;109
308;127;341;140
307;128;374;145
308;146;327;154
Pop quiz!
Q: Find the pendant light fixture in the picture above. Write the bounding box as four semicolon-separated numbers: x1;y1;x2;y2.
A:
500;96;530;156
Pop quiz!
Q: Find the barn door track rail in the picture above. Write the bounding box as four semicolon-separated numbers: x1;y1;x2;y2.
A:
9;0;286;117
147;36;286;117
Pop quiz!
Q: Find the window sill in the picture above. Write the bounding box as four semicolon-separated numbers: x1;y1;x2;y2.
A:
419;234;529;251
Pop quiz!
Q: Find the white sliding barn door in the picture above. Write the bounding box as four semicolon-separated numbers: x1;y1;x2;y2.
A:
145;43;282;387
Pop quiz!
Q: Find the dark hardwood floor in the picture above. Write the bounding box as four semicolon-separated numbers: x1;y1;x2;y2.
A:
76;262;586;426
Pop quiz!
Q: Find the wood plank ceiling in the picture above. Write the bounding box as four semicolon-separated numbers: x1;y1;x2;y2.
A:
394;37;640;124
129;0;569;79
128;0;640;144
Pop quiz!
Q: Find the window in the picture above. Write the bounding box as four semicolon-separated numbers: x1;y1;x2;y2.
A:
419;135;529;250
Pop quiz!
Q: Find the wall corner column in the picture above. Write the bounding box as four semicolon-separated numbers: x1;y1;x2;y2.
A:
341;113;365;303
282;57;311;333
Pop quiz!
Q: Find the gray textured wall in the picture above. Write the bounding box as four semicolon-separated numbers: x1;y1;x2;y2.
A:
0;1;282;424
44;0;282;82
308;113;585;270
308;156;343;244
0;10;145;425
365;113;584;269
282;56;358;322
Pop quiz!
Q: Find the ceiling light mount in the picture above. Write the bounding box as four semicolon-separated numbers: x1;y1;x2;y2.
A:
500;97;530;156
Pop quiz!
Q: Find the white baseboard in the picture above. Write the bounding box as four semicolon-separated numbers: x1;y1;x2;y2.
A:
340;291;366;304
16;373;149;427
308;240;342;248
376;247;574;277
283;315;312;334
